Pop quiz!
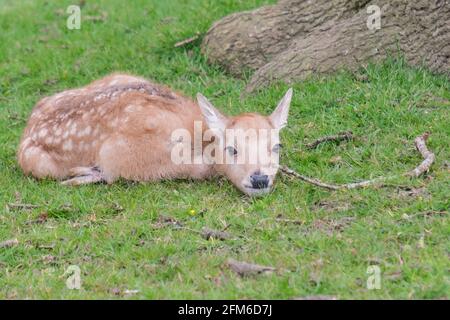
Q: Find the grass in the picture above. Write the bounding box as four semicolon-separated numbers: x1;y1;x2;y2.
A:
0;0;449;299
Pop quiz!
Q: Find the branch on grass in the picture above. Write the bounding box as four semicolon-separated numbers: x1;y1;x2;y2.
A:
201;227;231;240
226;259;276;277
174;33;200;48
6;203;40;211
281;133;435;190
306;131;354;149
407;133;435;177
398;210;447;222
0;239;19;249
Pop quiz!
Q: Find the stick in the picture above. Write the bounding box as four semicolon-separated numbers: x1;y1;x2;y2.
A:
281;133;435;190
398;210;447;221
275;218;305;225
0;239;19;248
201;228;231;240
407;133;435;177
6;203;40;210
226;259;276;277
306;131;353;149
174;33;200;48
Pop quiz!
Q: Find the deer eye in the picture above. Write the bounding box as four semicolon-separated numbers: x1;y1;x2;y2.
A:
272;143;282;153
225;146;238;156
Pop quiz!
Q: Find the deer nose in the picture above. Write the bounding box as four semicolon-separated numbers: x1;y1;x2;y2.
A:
250;173;269;189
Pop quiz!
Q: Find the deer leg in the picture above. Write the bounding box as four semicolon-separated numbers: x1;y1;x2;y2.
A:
61;166;105;186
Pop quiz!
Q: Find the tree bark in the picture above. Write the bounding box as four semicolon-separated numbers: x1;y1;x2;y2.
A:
201;0;450;92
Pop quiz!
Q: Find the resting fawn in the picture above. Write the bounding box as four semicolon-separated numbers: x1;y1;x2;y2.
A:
18;73;292;196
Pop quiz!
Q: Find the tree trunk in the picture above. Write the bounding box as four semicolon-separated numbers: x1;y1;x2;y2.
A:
201;0;450;92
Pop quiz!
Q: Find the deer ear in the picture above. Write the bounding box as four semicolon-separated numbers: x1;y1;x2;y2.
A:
196;93;227;132
270;88;292;130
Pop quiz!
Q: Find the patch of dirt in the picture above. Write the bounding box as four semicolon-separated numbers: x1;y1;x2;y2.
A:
312;199;351;213
26;211;48;225
201;228;231;241
151;215;183;229
308;216;356;235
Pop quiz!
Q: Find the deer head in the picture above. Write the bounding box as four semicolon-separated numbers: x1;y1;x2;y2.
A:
197;88;292;196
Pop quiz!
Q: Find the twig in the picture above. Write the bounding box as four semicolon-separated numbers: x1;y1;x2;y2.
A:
280;166;341;190
306;131;353;149
275;217;305;225
0;239;19;248
84;12;108;23
6;203;40;210
201;228;231;240
407;133;435;177
281;133;435;190
226;259;276;277
174;33;200;48
398;210;447;221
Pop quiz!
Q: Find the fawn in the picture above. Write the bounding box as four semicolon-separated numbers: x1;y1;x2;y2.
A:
18;73;292;196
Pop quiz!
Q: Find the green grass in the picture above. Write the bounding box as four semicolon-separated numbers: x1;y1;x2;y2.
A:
0;0;449;299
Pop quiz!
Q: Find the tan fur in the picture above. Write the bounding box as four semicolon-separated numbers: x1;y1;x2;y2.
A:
18;73;291;196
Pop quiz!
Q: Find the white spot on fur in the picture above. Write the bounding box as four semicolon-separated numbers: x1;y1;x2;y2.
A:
94;94;104;102
110;118;119;127
125;104;143;113
70;123;77;135
92;125;100;136
117;138;127;147
21;138;32;149
45;137;53;145
24;146;39;160
84;126;92;135
39;128;48;138
77;126;91;137
62;139;73;151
